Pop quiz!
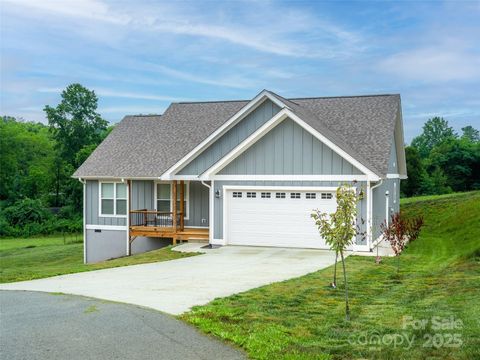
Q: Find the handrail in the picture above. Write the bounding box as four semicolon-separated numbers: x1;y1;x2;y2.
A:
129;209;184;230
130;210;174;215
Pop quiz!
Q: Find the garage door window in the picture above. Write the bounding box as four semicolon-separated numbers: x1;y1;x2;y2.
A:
290;192;301;199
261;192;271;198
246;192;257;198
233;192;242;198
306;193;316;199
275;192;286;199
321;193;333;199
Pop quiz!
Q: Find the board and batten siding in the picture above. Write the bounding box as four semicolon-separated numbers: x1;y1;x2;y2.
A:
371;178;400;241
85;180;126;226
387;136;398;174
185;181;209;227
178;99;281;175
213;180;368;246
219;118;362;175
86;180;209;227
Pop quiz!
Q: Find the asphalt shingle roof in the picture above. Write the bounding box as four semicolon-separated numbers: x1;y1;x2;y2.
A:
73;91;400;178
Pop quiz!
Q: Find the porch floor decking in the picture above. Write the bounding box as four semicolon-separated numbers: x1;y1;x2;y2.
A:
129;226;209;242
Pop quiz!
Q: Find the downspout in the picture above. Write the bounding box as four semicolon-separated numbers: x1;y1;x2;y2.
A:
78;178;87;264
201;180;213;244
369;179;383;249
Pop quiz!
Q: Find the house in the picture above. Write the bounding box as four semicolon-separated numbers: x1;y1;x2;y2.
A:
73;90;406;263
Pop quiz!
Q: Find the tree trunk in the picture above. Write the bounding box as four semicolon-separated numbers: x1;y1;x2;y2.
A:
333;251;338;287
340;251;350;321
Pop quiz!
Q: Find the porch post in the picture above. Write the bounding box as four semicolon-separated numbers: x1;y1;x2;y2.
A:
172;180;177;244
179;180;185;231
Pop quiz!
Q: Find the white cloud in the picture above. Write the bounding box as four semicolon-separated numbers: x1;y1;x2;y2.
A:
3;0;129;24
379;49;480;82
2;0;364;59
37;87;189;102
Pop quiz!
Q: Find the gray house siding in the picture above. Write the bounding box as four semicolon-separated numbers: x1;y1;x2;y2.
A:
219;118;362;175
387;136;398;173
85;229;126;263
131;180;154;210
84;179;208;263
213;180;367;246
371;178;400;241
85;179;209;228
178;99;281;175
85;180;126;226
185;181;210;227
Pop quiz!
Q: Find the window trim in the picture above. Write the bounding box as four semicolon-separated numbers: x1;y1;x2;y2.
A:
154;181;190;220
98;181;127;218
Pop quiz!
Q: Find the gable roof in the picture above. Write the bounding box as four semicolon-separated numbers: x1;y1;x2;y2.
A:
73;91;401;179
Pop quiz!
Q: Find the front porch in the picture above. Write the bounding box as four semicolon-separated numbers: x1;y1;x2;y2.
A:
127;180;209;251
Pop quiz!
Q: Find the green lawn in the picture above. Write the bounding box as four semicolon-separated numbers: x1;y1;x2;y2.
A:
0;235;197;283
182;191;480;359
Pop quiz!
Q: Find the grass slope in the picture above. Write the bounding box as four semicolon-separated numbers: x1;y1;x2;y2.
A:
0;235;197;283
182;191;480;359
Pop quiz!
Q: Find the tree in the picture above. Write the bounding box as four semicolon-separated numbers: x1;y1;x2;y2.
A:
311;184;363;321
461;126;480;143
381;212;423;273
411;117;457;158
0;117;55;204
401;146;427;197
427;139;479;192
44;83;108;167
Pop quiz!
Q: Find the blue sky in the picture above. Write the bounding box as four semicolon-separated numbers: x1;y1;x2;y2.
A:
1;0;479;142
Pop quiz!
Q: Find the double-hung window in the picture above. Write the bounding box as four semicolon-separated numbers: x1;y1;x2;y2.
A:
156;182;189;219
100;182;127;216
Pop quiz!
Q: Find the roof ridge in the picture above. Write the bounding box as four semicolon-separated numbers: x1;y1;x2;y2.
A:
176;99;249;105
127;114;162;117
173;93;399;105
290;93;399;100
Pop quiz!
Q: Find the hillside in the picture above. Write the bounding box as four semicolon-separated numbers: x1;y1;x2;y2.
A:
183;191;480;359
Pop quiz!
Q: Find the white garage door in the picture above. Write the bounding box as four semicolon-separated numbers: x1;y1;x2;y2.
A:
225;189;337;249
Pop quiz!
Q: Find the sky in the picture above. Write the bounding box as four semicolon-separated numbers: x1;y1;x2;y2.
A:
1;0;479;143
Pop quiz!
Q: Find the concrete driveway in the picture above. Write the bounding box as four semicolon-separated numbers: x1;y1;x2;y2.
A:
0;246;337;315
0;291;245;360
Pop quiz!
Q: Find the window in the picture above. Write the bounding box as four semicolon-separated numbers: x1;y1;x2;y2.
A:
321;193;333;199
233;192;242;198
246;192;256;198
306;193;316;199
290;192;301;199
275;192;286;199
261;192;271;198
100;182;127;216
155;182;189;218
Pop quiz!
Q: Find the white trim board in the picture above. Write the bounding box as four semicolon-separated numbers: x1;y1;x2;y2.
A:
199;108;380;181
212;175;369;181
160;90;288;179
86;225;127;231
222;185;339;191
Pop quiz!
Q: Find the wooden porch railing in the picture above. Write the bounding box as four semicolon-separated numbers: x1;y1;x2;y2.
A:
129;209;184;231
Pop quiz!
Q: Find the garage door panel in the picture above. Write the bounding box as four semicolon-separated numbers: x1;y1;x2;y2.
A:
226;189;336;249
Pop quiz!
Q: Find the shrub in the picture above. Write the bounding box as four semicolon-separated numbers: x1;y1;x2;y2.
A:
2;198;51;228
0;199;82;237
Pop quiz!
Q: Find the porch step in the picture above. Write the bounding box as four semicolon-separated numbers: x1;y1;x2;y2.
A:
186;238;209;243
